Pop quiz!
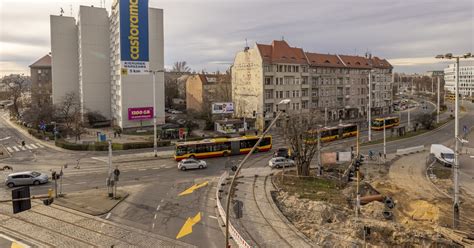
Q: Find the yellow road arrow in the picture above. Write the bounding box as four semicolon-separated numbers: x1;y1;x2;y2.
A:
176;212;201;239
178;181;208;196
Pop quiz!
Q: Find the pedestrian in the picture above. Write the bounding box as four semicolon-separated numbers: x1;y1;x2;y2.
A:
114;131;117;138
21;140;25;147
255;130;258;136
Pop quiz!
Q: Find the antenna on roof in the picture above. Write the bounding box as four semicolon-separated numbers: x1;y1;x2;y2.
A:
70;4;73;16
60;7;64;16
282;36;285;41
244;38;249;52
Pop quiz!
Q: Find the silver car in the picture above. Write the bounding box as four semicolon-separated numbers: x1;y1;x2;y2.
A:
178;159;207;171
5;171;49;188
268;157;295;169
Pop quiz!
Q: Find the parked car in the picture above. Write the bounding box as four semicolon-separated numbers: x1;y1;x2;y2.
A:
171;110;183;114
5;171;49;188
430;144;454;167
268;157;295;169
273;148;292;158
178;159;207;171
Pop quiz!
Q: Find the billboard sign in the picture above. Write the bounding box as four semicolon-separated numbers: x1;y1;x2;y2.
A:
128;107;153;120
212;102;234;114
120;0;149;75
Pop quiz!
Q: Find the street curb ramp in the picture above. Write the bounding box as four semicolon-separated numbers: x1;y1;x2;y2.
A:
216;172;252;248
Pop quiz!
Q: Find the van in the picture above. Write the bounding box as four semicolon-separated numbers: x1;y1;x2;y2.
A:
430;144;454;167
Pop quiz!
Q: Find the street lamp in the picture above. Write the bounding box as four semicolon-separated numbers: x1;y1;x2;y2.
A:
149;69;165;157
435;52;473;228
368;69;373;142
224;99;290;247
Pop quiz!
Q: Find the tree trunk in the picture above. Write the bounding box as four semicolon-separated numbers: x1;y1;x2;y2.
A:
301;161;310;177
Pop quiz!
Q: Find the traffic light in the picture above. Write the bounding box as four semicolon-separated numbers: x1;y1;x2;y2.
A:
12;186;31;214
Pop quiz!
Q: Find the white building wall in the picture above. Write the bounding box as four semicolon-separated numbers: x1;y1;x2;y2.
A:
444;62;474;97
78;6;111;119
50;15;79;104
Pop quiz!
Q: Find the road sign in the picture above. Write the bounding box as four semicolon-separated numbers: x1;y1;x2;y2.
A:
12;186;31;214
178;128;187;140
114;169;120;176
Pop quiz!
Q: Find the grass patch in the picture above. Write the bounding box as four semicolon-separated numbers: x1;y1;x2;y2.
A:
273;171;347;206
432;165;452;179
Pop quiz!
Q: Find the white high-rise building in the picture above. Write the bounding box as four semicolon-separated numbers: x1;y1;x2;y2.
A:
51;1;164;129
444;61;474;97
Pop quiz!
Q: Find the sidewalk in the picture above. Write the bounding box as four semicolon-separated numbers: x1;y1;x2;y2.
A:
223;167;314;247
54;188;129;216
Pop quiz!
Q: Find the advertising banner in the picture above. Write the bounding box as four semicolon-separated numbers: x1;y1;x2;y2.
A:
128;107;153;120
212;102;234;114
120;0;149;75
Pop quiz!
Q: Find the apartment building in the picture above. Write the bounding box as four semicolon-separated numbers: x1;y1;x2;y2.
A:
186;73;232;112
29;54;52;107
232;40;393;130
444;61;474;97
50;1;164;129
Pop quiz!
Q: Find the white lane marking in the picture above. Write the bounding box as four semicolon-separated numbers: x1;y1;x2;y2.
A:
30;144;38;149
105;213;111;219
152;168;160;170
12;146;20;152
208;215;218;219
154;214;157;219
152;223;155;229
470;155;474;159
138;168;147;171
76;182;87;184
6;147;13;153
156;205;160;211
25;144;34;149
160;199;164;203
36;143;45;148
91;157;108;163
20;146;27;151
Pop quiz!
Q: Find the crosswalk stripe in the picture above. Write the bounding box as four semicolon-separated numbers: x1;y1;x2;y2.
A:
6;147;13;153
35;143;44;148
12;146;20;152
20;146;26;151
30;144;38;149
25;144;33;149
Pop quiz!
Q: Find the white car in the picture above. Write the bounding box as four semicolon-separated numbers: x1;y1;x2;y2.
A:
268;157;295;169
5;171;49;188
178;159;207;171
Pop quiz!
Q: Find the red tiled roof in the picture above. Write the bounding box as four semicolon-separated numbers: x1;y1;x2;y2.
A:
256;40;308;64
29;54;51;68
305;52;345;68
254;40;392;69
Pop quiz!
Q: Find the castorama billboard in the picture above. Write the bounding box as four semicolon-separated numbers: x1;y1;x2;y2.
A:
120;0;149;75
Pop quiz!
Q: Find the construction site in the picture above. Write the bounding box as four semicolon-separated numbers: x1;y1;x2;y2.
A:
272;151;474;247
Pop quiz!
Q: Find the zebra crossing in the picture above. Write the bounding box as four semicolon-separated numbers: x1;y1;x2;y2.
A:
5;142;45;153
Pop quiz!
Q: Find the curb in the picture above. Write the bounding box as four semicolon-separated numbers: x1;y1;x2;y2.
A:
425;160;452;199
2;116;67;153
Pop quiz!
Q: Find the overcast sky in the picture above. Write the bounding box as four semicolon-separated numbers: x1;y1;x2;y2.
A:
1;0;473;76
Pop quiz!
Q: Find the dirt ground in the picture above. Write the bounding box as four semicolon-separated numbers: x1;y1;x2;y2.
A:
272;152;474;247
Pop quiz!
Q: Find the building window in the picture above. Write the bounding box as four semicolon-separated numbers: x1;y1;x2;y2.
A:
285;91;290;98
37;69;41;74
302;89;308;97
265;77;272;85
265;90;273;99
265;103;273;113
302;101;308;109
302;77;308;85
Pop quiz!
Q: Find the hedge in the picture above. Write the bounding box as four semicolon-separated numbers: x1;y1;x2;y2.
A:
55;139;171;151
28;128;55;140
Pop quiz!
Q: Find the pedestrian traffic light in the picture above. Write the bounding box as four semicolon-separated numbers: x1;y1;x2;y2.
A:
12;186;31;214
252;111;256;117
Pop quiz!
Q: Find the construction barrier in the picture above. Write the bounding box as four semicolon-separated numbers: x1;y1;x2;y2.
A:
396;145;424;156
216;172;252;248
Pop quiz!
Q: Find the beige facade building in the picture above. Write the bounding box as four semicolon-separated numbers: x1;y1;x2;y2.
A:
29;54;52;107
186;74;232;112
232;40;393;130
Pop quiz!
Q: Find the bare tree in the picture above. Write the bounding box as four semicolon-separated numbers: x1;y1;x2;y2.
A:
1;74;30;118
281;111;323;177
172;61;191;73
417;112;436;130
22;104;57;129
55;92;84;141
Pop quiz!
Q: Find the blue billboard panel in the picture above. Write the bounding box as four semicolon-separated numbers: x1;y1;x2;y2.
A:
120;0;149;75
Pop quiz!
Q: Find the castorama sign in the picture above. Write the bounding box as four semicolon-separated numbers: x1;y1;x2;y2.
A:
120;0;149;75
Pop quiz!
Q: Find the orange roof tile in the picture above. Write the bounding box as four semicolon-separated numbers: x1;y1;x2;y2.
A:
305;52;345;68
29;54;51;68
257;40;308;65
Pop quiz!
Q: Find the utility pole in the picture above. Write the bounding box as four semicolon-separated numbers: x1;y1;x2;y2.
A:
368;70;372;142
437;76;440;124
408;108;411;132
152;71;157;157
317;131;322;176
107;140;113;197
324;107;328;126
453;56;460;228
383;118;386;159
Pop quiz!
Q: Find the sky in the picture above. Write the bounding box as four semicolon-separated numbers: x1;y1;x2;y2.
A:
0;0;473;76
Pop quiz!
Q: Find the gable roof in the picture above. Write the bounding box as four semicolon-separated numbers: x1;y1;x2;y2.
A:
254;40;392;69
256;40;308;65
305;52;346;68
29;54;52;68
